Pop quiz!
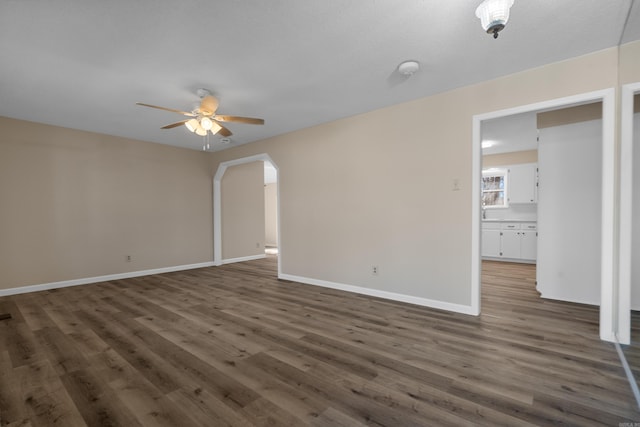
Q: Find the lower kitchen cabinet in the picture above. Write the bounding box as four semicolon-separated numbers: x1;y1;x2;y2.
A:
520;230;537;260
481;227;501;258
481;222;537;262
501;229;521;259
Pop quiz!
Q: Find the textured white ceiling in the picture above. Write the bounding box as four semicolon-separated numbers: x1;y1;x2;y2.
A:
0;1;637;152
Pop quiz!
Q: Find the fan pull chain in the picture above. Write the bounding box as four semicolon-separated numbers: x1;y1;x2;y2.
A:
202;133;211;151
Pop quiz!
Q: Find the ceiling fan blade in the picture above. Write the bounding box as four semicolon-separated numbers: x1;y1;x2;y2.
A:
161;120;189;129
214;115;264;125
215;123;233;137
136;102;195;116
199;95;219;116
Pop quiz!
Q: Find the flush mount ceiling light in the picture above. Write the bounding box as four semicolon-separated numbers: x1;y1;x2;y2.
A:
475;0;514;39
398;60;420;76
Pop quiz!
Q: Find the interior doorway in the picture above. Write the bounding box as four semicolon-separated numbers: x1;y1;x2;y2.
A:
471;89;616;342
480;103;604;307
213;153;281;277
264;161;278;255
619;82;640;406
620;83;640;346
480;112;541;313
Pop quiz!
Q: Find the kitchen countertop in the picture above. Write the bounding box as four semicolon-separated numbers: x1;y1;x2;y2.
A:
482;219;537;223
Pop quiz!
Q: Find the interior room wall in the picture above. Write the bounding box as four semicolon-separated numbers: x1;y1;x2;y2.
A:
632;96;640;310
265;183;278;247
537;118;602;305
221;161;265;260
0;117;213;291
482;150;537;168
1;42;632;309
537;102;602;129
620;40;640;85
209;47;618;310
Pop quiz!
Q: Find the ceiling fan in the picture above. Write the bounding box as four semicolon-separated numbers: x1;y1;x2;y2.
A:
136;88;264;138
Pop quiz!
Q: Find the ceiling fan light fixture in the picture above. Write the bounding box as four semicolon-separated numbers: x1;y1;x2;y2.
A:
195;124;207;136
200;116;213;130
475;0;514;39
185;118;199;133
137;90;264;141
209;120;222;135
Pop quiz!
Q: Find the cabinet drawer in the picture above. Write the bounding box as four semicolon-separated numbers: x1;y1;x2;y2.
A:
482;222;501;230
521;223;537;231
501;223;520;230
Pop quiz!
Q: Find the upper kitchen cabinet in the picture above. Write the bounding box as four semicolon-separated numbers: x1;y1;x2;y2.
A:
508;163;538;204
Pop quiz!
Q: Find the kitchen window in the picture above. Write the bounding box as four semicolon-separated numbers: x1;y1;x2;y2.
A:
482;169;508;208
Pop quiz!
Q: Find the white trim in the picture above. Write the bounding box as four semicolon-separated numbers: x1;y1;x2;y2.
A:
213;154;281;278
471;115;482;316
600;88;617;342
619;82;640;345
279;273;476;315
213;173;222;266
222;254;266;265
471;88;617;342
0;262;215;297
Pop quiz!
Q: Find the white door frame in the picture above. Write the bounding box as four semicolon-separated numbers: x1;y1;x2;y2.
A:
213;153;281;277
619;82;640;345
471;88;617;342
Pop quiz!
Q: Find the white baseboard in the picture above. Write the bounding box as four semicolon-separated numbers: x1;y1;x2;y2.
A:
481;257;536;264
537;291;600;307
221;254;266;265
0;261;216;297
2;259;473;317
278;273;476;315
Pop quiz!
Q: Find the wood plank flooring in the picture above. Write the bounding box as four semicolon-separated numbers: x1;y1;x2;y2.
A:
1;257;638;426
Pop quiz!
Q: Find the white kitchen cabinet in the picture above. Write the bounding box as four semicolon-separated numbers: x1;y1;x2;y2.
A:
481;225;501;258
481;221;537;262
520;230;538;260
501;229;521;258
508;163;538;204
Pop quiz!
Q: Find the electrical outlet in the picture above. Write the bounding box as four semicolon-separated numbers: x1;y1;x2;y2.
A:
256;242;260;248
372;265;378;275
126;255;132;262
452;178;461;191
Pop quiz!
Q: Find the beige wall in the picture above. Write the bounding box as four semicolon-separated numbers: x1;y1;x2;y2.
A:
2;42;636;308
221;161;265;260
210;47;619;307
482;102;605;170
265;183;278;247
483;150;538;168
620;40;640;85
0;117;213;290
537;102;602;129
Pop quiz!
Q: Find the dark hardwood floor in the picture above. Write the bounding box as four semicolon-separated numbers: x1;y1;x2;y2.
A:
1;257;638;426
